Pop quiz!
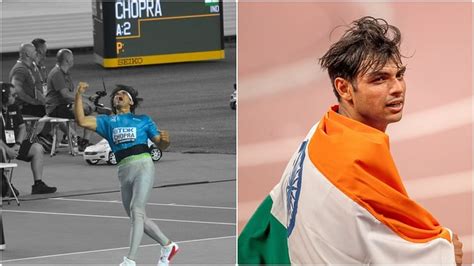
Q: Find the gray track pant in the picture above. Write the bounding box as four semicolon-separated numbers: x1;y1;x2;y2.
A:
118;155;169;259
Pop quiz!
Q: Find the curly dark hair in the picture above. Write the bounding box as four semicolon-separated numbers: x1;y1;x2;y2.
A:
319;16;403;100
110;84;143;114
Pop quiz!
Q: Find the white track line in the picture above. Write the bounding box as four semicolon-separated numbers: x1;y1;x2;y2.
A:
2;210;235;226
0;235;235;263
240;97;473;168
49;197;235;210
239;136;301;168
404;170;473;201
240;57;322;101
387;97;473;142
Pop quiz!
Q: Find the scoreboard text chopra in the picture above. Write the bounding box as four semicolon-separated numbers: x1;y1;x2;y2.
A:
115;0;162;37
93;0;225;68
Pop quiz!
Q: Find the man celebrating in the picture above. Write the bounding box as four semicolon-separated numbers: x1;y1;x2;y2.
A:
238;17;463;265
74;83;177;266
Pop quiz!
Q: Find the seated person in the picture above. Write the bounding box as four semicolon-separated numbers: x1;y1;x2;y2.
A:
1;82;57;195
1;147;13;197
46;49;96;152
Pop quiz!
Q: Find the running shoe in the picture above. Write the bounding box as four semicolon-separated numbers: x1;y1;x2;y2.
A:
158;242;179;266
120;256;136;266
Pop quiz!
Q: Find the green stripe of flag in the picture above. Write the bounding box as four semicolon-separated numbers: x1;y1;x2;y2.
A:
238;196;291;265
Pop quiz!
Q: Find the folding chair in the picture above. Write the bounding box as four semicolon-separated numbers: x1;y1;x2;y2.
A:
0;147;20;206
28;116;77;157
46;117;76;156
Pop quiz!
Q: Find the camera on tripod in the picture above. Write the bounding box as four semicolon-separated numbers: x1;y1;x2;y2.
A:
92;81;113;115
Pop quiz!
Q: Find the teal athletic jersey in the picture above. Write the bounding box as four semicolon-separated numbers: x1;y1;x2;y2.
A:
95;113;159;153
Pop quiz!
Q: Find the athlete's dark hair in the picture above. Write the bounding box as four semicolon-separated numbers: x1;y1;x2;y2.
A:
110;84;143;114
319;16;403;101
1;82;14;105
31;38;46;49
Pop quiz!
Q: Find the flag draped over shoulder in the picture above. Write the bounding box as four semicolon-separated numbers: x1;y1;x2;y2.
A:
238;105;455;265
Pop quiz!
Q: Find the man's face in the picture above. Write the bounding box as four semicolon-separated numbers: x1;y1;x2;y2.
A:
113;90;133;109
67;53;74;68
349;61;406;131
8;87;18;106
36;44;47;64
26;47;38;64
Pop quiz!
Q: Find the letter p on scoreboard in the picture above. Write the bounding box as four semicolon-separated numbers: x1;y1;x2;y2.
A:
92;0;225;68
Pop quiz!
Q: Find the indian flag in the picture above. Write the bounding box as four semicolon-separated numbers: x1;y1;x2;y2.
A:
238;106;455;265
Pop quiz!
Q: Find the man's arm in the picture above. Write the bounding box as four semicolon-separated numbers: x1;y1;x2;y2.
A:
58;85;95;112
74;82;97;131
52;71;94;107
35;89;46;104
0;139;10;153
59;87;76;103
0;139;19;160
9;113;26;155
12;76;42;105
15;124;27;144
453;233;463;266
152;130;170;150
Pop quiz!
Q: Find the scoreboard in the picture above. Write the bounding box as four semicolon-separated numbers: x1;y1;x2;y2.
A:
92;0;225;68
